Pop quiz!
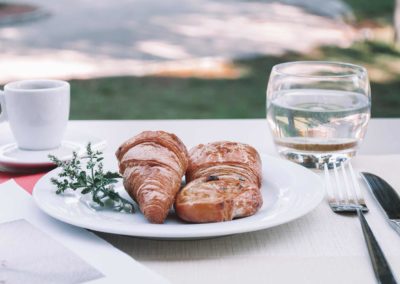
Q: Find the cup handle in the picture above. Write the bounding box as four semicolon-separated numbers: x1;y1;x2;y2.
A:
0;90;7;122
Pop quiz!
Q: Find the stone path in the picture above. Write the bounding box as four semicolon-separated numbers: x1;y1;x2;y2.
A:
0;0;357;83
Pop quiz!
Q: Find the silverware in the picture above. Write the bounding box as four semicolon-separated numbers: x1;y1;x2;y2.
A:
361;172;400;236
324;162;397;284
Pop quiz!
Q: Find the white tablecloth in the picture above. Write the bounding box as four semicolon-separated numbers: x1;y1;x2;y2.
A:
98;154;400;284
3;119;400;283
64;119;398;284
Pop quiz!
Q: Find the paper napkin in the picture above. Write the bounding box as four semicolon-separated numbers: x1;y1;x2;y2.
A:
0;219;103;284
0;180;169;284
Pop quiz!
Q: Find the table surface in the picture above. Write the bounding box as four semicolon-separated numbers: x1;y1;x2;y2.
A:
66;118;399;157
4;118;400;284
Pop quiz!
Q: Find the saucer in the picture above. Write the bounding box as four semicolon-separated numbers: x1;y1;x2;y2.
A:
0;128;106;171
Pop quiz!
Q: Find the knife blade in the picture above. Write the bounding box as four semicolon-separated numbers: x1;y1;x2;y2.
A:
361;172;400;236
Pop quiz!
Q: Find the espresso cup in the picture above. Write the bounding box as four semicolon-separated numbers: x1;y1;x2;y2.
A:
0;79;70;150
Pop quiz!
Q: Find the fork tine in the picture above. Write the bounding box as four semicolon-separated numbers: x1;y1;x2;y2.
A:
333;163;344;203
324;163;335;203
348;161;366;206
341;162;355;204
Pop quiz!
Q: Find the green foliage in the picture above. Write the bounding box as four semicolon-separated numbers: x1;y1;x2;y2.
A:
343;0;394;24
49;143;134;213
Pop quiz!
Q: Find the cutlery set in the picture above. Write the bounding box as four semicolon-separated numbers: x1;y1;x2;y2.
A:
324;163;400;284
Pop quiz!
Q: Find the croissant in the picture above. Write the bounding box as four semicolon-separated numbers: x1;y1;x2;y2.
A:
175;141;263;223
116;131;189;224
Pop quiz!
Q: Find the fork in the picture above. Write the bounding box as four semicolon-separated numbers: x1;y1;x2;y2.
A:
324;162;397;284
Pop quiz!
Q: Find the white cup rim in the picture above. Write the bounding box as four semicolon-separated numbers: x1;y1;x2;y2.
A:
4;79;69;93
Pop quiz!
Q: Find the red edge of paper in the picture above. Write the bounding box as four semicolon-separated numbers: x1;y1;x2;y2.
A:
0;172;46;194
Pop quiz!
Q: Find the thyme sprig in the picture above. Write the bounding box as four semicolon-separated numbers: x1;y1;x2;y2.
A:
49;143;134;213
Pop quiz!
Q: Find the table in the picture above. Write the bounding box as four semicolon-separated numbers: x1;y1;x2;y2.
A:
3;119;400;284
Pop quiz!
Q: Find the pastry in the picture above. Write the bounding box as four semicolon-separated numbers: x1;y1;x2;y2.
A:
116;131;189;224
175;141;263;223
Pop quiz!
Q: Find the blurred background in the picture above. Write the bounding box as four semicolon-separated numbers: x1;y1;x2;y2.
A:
0;0;399;119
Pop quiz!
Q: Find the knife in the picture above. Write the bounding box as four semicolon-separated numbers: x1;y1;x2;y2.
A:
361;172;400;236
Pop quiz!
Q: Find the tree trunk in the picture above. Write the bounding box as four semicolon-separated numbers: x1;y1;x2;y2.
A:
395;0;400;43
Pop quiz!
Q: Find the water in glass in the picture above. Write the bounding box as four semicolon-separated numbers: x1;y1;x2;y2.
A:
268;88;370;168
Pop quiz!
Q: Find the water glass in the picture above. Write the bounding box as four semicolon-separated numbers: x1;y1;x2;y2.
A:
266;61;371;169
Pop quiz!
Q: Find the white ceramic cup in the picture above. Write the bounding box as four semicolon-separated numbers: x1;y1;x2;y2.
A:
0;79;70;150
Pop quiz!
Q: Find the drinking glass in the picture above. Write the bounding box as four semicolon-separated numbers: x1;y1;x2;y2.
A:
266;61;371;169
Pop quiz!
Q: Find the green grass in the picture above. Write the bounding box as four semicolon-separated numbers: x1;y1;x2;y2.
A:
69;39;400;119
70;74;268;119
69;55;283;119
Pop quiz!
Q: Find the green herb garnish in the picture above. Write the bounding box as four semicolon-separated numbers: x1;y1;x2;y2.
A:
49;143;134;213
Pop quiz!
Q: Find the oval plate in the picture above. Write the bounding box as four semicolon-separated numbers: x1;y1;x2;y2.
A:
33;155;324;240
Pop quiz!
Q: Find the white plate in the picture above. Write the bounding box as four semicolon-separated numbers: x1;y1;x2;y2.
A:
0;128;106;171
33;155;324;239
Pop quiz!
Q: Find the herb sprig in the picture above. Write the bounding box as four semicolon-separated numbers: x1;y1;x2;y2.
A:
49;143;134;213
